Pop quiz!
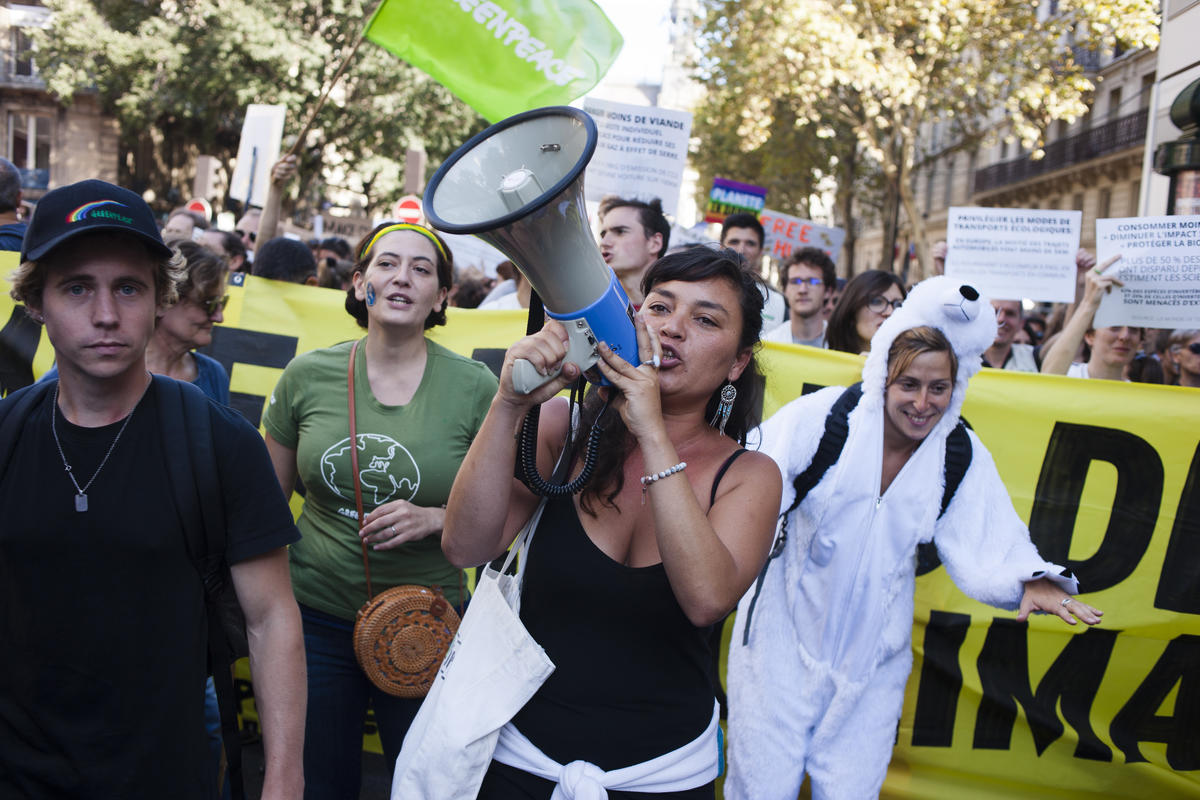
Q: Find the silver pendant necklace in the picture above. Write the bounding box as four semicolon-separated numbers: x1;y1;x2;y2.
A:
50;384;137;512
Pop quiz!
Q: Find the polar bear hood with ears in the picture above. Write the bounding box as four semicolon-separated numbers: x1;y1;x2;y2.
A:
859;275;998;438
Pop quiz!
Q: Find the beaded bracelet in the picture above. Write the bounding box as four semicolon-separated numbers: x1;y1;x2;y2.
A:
640;461;687;504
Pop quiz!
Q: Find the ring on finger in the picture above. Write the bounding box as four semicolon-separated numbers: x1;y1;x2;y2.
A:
1093;266;1103;275
1060;596;1072;607
389;524;396;536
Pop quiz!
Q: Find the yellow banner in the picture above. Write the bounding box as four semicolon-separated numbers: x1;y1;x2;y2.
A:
2;255;1197;795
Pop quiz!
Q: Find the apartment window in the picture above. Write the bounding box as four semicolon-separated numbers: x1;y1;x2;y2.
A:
1108;88;1123;121
9;28;37;77
7;112;52;190
1098;188;1112;220
1140;73;1156;110
924;167;935;215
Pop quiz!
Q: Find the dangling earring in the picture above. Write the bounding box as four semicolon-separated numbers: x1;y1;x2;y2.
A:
365;282;376;307
710;381;737;436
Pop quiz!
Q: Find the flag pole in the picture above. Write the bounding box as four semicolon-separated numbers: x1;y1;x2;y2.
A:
285;0;387;157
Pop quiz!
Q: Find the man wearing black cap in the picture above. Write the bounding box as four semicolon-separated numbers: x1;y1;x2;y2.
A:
0;180;305;798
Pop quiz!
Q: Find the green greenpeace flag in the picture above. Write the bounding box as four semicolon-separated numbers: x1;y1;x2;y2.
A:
366;0;624;122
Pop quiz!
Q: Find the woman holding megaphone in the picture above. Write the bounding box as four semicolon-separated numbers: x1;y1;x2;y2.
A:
444;246;782;799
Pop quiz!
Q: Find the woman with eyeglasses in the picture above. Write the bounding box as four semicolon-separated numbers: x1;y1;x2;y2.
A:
825;270;907;354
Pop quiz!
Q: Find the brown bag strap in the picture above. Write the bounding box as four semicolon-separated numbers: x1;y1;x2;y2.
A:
348;339;374;601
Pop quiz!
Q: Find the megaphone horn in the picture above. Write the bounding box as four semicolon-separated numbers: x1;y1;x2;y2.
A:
424;106;639;394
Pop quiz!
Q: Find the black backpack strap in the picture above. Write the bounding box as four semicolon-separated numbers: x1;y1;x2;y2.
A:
0;379;54;486
741;384;861;646
154;376;244;800
916;420;974;575
939;422;972;519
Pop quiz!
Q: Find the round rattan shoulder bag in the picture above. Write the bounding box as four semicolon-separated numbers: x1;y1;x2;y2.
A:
345;340;461;698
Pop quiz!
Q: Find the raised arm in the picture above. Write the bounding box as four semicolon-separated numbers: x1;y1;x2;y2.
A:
1041;254;1122;375
442;322;580;567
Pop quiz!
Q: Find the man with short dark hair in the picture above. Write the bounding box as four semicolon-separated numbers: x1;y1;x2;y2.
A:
1;179;305;799
598;196;669;306
983;299;1039;371
252;236;319;285
0;157;26;251
765;247;836;347
720;212;786;329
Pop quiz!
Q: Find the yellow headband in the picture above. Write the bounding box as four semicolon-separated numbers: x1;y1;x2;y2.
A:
359;223;448;263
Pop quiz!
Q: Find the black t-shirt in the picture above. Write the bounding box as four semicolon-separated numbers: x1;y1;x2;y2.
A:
0;381;299;799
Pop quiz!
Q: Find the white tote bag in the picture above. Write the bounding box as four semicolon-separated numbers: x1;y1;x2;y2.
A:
391;501;556;800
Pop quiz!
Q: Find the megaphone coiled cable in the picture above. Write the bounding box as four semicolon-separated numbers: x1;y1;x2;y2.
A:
517;399;609;496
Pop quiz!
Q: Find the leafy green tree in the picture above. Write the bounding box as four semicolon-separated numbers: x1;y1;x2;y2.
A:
32;0;485;217
692;0;1160;273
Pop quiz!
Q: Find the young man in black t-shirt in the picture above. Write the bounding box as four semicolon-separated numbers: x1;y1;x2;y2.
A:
0;180;306;799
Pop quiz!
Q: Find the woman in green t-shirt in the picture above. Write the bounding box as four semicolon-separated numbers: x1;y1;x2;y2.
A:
262;222;497;799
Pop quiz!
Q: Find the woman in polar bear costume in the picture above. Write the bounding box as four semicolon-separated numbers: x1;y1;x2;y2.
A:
725;276;1103;800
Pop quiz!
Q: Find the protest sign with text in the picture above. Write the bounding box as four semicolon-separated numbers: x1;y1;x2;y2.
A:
229;105;285;208
946;207;1080;302
367;0;622;122
759;208;845;264
704;178;766;224
580;97;692;216
1094;216;1200;329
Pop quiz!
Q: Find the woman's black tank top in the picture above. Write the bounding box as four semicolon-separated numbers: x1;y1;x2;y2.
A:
511;450;746;770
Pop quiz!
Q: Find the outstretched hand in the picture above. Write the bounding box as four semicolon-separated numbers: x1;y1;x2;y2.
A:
1017;578;1103;626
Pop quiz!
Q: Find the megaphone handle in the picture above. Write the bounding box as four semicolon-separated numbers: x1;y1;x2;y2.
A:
511;321;602;394
512;358;559;395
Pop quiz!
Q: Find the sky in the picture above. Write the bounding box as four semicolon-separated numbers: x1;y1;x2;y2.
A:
596;0;673;88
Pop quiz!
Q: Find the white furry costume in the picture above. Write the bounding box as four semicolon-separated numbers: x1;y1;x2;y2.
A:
726;277;1078;800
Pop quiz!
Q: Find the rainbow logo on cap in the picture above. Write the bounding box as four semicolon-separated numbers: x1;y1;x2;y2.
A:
67;200;133;224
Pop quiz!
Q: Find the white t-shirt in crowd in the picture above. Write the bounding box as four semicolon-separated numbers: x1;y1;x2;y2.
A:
763;320;826;348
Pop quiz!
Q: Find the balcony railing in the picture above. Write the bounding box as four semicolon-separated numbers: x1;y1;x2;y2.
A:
973;107;1148;195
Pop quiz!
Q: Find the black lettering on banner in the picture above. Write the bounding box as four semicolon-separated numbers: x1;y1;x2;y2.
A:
1155;444;1200;614
1111;634;1200;770
0;305;40;397
973;619;1117;760
912;610;971;747
1028;423;1163;591
200;327;298;427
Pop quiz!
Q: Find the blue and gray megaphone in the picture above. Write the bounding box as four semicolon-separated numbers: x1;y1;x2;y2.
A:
424;106;639;393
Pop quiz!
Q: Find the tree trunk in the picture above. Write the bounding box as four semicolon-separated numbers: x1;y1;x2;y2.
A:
897;162;931;281
878;177;899;274
838;146;856;276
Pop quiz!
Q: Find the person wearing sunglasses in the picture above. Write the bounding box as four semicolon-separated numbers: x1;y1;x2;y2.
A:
764;247;837;348
1168;329;1200;388
826;269;907;354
